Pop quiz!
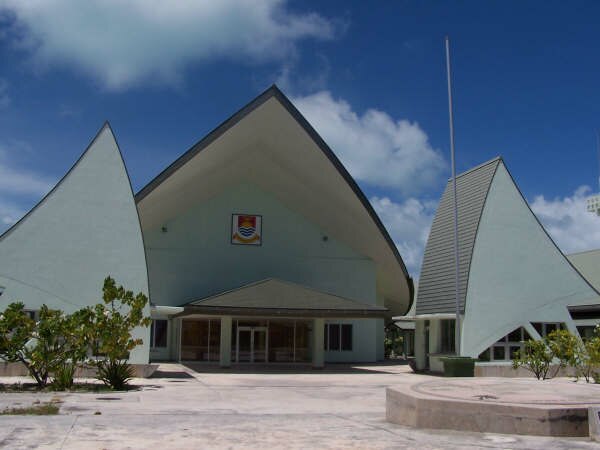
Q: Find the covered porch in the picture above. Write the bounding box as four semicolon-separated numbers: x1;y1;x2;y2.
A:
166;278;387;368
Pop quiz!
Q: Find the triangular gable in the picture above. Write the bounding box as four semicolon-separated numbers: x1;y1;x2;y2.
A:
0;124;148;314
180;278;387;318
461;160;600;356
135;85;413;315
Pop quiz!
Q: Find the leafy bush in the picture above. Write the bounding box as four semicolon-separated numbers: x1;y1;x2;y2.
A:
52;364;76;391
512;339;553;380
0;304;86;388
546;329;582;377
512;327;600;382
0;276;149;390
577;334;600;383
96;360;135;391
384;326;404;358
89;277;150;390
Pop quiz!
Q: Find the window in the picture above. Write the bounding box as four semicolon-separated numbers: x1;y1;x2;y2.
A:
329;324;340;350
23;310;38;321
531;322;565;338
577;326;596;341
150;319;168;348
478;327;530;362
324;323;353;351
341;324;352;351
440;319;455;353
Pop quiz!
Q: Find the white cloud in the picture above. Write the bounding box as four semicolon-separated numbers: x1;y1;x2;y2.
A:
370;196;437;275
0;155;53;196
0;147;54;230
0;198;25;226
292;91;446;194
531;186;600;254
0;0;336;90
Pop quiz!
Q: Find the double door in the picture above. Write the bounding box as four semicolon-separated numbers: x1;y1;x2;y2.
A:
236;326;268;363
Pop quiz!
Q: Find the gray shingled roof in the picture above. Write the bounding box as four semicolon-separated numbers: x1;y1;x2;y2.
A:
416;158;501;315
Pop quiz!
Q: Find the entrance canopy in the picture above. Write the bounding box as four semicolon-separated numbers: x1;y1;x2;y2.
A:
176;278;387;318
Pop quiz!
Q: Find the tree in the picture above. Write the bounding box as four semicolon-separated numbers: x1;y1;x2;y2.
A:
512;339;553;380
546;329;581;378
384;326;404;358
0;303;37;382
577;333;600;383
89;276;151;389
0;303;91;388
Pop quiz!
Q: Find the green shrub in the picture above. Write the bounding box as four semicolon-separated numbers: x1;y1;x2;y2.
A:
512;339;553;380
384;326;404;358
0;276;149;390
578;335;600;383
52;364;76;391
96;360;135;391
0;304;80;388
546;329;582;377
89;277;150;390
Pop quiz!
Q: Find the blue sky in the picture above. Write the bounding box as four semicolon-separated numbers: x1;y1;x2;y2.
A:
1;0;600;275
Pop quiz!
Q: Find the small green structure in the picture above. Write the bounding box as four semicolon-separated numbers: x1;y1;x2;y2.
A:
441;356;475;377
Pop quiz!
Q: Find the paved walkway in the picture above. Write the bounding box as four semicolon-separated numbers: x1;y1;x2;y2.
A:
0;363;598;449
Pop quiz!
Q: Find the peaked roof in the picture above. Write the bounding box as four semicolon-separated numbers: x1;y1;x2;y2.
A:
416;157;501;315
135;85;413;315
417;156;600;317
179;278;387;318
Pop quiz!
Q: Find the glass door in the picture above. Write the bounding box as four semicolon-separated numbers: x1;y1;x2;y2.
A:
236;325;268;362
237;328;252;362
253;328;267;363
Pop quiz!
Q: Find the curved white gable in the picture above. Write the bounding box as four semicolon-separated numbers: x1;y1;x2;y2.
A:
462;162;599;357
0;125;149;363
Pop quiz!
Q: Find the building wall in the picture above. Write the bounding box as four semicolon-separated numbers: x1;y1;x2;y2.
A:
144;182;381;362
568;250;600;292
461;163;599;357
0;127;150;364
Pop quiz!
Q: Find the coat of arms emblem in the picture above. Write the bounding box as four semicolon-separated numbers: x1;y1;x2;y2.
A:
231;214;262;245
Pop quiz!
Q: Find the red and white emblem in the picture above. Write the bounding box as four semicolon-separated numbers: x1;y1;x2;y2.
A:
231;214;262;245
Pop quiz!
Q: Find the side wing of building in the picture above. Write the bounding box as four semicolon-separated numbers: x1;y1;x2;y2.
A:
0;124;149;363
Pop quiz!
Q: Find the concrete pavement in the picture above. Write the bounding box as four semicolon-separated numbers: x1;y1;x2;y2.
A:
0;363;598;449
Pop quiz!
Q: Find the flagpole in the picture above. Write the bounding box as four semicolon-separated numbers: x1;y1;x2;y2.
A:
445;36;461;356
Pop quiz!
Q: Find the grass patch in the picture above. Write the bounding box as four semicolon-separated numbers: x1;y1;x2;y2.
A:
0;402;60;415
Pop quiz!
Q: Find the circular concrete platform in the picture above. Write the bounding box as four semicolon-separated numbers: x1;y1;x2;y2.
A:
386;377;600;437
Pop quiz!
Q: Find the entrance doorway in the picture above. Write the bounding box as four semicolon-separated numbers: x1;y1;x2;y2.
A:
236;326;268;363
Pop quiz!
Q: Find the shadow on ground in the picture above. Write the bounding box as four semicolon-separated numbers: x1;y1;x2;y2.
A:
149;370;195;379
179;359;410;375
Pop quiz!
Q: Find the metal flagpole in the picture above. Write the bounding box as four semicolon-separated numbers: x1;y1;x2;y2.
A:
445;36;461;356
596;131;600;192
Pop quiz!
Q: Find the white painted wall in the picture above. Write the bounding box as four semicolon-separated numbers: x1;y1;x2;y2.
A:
144;182;381;362
568;250;600;292
462;163;599;357
0;126;150;363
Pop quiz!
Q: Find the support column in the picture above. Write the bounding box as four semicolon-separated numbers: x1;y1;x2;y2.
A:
414;320;426;370
220;316;232;368
312;318;325;369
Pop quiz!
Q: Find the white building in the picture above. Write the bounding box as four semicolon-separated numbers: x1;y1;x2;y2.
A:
0;86;414;368
587;194;600;215
407;157;600;372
